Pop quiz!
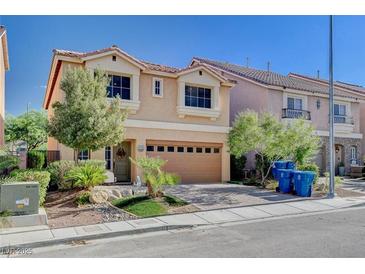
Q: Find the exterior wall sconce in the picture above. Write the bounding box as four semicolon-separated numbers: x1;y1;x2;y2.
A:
316;99;321;109
137;144;144;152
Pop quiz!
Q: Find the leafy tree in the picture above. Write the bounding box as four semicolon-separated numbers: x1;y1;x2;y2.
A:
285;119;320;165
48;68;127;162
5;110;48;151
228;110;319;186
130;157;180;197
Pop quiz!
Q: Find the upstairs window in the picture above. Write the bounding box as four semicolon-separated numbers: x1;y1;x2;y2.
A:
287;97;302;110
334;103;346;116
153;78;163;97
107;74;131;100
334;103;347;123
185;85;211;109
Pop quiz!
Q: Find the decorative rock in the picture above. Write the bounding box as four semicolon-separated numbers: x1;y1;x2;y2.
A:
89;190;109;204
121;189;133;197
111;189;123;198
133;188;147;196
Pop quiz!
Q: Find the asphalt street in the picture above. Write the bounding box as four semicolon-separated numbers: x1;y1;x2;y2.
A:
11;206;365;258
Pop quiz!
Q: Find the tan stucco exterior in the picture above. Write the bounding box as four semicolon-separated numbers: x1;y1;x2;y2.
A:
44;48;232;183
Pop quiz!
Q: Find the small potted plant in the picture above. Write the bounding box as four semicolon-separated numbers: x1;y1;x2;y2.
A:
338;162;345;176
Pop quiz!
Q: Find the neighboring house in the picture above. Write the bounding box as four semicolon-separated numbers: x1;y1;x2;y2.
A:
191;57;365;175
0;26;10;147
43;46;234;184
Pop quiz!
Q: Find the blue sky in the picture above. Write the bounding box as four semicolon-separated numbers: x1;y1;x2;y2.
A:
1;15;365;116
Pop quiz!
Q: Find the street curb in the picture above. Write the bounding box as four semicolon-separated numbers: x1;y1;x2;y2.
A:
0;224;194;250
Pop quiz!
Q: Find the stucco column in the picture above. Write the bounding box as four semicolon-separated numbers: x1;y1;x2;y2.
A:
133;137;146;182
221;141;230;182
213;86;220;110
177;81;185;107
132;74;139;101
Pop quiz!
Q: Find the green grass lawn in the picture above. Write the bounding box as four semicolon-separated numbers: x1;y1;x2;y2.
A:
112;194;187;217
124;199;167;217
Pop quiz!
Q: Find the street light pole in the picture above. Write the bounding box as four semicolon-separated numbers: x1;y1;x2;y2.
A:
328;15;335;198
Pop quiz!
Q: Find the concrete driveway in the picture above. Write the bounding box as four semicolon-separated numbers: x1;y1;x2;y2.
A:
339;178;365;195
165;183;303;210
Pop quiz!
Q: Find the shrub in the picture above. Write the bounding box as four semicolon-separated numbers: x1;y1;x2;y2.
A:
75;191;91;206
112;195;150;208
130;157;180;197
78;160;106;169
65;163;107;190
230;154;247;181
10;169;51;206
163;195;188;206
27;151;45;169
0;155;20;174
265;179;278;190
316;172;343;192
297;162;320;183
47;160;75;190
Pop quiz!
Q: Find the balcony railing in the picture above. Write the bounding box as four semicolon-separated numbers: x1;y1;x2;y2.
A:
282;108;311;120
333;115;354;124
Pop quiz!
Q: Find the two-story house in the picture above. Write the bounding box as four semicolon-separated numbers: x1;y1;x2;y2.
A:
0;26;10;146
191;57;365;175
43;46;234;184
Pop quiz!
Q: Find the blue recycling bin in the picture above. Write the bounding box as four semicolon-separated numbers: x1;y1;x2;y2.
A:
272;161;288;180
277;169;293;193
292;170;316;197
286;161;296;170
273;161;288;169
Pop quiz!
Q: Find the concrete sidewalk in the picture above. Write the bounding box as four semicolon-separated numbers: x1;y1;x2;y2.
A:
1;196;365;249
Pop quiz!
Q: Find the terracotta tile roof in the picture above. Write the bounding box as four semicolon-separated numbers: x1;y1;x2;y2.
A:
193;57;364;99
53;49;85;58
53;47;231;82
289;73;365;95
53;45;146;68
141;60;180;73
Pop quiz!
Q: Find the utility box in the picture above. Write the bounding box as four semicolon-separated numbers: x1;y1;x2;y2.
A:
0;181;39;215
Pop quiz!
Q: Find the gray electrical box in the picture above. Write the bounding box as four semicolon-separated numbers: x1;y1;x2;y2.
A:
0;181;39;215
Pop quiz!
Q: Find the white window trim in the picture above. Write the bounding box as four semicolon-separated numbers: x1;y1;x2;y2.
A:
176;80;221;120
283;92;308;110
152;77;163;98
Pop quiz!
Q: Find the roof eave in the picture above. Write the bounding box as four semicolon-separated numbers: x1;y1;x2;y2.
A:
80;49;147;71
177;64;228;83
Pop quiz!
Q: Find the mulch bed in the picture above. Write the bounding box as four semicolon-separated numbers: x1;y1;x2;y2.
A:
44;190;136;229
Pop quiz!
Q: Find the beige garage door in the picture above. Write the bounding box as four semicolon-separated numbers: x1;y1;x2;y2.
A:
146;140;222;184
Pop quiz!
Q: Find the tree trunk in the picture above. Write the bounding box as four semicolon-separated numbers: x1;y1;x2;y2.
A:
146;181;155;197
74;149;79;164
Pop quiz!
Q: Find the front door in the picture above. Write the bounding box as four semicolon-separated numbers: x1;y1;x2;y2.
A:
335;144;344;175
113;142;131;182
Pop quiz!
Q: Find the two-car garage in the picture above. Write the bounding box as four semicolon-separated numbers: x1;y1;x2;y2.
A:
146;140;222;184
